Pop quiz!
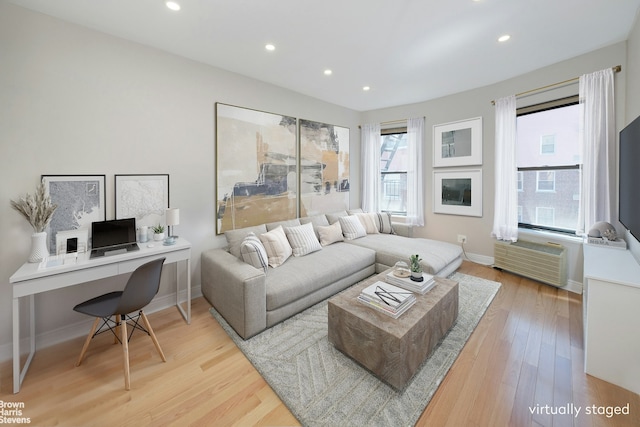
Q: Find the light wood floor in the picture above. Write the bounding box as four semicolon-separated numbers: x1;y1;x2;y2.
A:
1;261;638;426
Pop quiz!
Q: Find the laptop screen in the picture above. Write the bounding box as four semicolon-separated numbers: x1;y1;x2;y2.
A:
91;218;137;250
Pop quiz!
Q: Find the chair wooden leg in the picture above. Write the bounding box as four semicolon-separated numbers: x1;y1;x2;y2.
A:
76;317;101;367
140;311;166;362
121;314;131;390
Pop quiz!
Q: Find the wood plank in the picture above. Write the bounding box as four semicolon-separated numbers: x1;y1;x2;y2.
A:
2;262;639;426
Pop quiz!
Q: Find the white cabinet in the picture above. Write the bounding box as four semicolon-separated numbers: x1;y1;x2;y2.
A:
583;244;640;394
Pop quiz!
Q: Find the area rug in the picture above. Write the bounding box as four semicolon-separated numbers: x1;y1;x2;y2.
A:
210;272;501;426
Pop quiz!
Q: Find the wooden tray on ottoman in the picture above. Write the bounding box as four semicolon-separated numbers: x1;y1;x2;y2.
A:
327;270;459;389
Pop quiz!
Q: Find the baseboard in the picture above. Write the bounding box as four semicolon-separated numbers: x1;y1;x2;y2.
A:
0;287;202;363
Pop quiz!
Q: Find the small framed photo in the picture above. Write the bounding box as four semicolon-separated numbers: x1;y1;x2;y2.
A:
433;117;482;167
433;169;483;217
42;175;106;253
115;174;170;227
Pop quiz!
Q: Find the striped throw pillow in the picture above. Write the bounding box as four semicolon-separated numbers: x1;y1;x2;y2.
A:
285;222;322;256
240;233;269;273
339;215;367;240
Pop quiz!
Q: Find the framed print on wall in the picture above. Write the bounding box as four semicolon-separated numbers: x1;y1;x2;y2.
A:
299;119;350;217
433;169;483;217
215;103;298;234
42;175;106;253
115;174;170;227
433;117;482;167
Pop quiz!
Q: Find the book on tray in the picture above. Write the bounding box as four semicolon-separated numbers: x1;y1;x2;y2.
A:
357;281;416;319
385;271;436;294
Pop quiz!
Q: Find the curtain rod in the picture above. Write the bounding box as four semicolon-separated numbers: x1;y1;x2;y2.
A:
490;65;621;105
358;117;425;129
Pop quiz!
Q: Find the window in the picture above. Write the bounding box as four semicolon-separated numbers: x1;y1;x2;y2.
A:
517;96;580;233
540;134;556;154
536;170;555;192
379;129;408;215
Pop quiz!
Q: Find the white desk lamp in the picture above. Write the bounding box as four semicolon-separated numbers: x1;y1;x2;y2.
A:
165;208;180;243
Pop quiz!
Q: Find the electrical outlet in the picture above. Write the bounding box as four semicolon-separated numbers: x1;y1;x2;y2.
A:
457;234;467;244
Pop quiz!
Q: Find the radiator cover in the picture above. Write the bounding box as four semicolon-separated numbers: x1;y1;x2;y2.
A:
494;240;567;287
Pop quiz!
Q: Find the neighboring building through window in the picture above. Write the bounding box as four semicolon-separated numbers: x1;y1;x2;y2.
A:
517;96;580;233
379;129;408;215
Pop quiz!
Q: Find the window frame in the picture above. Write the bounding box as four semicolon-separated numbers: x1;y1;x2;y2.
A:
379;127;408;216
517;95;580;235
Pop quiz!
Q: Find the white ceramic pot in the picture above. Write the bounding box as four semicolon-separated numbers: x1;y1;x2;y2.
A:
29;231;49;263
153;232;165;241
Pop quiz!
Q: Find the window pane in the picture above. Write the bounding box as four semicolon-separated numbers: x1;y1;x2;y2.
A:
381;133;408;172
518;169;580;230
380;173;407;214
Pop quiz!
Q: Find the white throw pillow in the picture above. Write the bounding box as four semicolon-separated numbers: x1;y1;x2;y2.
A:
285;222;322;256
259;226;292;267
339;215;367;240
317;221;345;246
240;233;269;273
355;212;380;234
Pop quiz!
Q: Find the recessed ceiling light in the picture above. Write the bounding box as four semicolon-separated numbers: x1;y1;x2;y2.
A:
498;34;511;42
166;1;181;11
265;44;276;51
362;86;371;91
324;69;332;76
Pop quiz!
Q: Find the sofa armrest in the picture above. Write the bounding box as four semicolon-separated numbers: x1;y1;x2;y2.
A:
201;248;267;339
392;222;414;238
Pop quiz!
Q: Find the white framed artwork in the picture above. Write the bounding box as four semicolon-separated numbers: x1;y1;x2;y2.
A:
433;169;483;217
433;117;482;167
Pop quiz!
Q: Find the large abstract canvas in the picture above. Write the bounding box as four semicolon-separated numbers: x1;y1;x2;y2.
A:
299;119;350;217
216;103;298;234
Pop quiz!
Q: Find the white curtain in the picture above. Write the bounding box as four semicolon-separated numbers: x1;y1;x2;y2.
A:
492;95;519;242
577;68;615;235
361;123;381;212
406;117;425;226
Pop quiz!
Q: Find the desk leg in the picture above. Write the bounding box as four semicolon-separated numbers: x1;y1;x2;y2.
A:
175;258;191;324
13;295;36;394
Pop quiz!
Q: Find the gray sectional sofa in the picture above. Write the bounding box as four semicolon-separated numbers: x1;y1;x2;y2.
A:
201;210;463;339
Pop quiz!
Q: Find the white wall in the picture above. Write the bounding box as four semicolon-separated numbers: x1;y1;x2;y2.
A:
0;4;360;359
361;42;629;291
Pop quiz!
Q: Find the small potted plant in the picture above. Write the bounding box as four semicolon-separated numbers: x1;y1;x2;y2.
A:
152;224;165;241
409;254;423;282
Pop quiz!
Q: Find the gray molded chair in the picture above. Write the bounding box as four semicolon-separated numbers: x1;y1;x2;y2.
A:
73;257;167;390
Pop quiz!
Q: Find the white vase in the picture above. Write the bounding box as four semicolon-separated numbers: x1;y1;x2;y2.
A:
29;231;49;263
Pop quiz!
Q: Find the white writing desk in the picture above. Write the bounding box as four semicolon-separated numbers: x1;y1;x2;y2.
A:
9;237;192;393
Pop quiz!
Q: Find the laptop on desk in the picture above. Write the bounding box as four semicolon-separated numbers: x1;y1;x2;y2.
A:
90;218;140;258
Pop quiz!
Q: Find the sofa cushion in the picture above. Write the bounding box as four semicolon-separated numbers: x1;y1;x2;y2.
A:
259;226;292;267
265;243;375;311
345;233;463;275
225;224;269;259
317;221;344;246
326;210;348;224
339;215;367;240
240;233;269;273
266;218;301;231
299;214;330;238
355;212;380;234
285;222;322;257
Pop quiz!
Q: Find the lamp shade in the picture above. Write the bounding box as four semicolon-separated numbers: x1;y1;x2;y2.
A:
166;208;180;226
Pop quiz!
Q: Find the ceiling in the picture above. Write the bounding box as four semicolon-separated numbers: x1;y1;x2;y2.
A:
7;0;640;111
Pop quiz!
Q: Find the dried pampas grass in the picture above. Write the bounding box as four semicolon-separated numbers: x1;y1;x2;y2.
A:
11;181;58;233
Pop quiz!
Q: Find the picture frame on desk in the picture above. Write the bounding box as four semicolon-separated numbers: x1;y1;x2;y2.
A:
115;174;170;228
42;175;106;253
